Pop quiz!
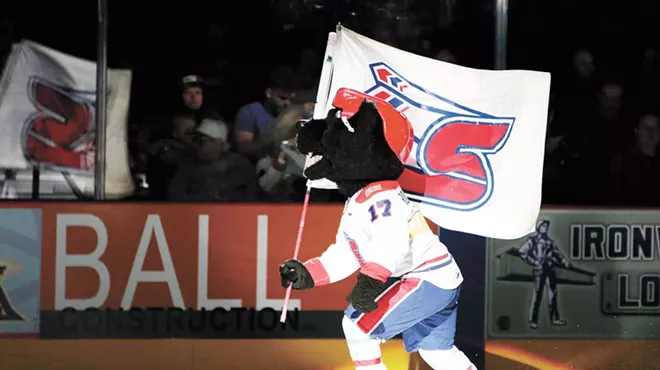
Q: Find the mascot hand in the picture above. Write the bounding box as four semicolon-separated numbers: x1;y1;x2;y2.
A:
346;273;385;313
279;259;315;290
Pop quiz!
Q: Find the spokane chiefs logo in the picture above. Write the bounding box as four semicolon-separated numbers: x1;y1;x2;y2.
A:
22;77;96;172
364;62;515;212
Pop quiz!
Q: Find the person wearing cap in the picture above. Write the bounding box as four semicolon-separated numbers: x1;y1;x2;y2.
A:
178;74;225;125
167;118;257;202
234;66;298;163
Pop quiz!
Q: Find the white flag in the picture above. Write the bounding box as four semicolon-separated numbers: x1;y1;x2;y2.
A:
0;40;134;198
306;27;550;239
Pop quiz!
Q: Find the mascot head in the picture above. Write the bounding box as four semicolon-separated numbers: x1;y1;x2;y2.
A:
296;88;414;197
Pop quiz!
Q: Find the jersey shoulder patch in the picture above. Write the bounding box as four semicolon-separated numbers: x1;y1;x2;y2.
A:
354;181;401;204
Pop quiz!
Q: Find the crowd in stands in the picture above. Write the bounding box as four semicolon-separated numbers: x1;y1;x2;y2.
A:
543;48;660;207
0;0;658;206
141;67;319;203
126;45;660;207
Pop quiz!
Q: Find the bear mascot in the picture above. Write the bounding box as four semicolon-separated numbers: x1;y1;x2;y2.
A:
279;88;476;370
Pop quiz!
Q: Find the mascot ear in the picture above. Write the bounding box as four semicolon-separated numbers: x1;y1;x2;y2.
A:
296;108;346;155
348;99;382;132
296;118;327;155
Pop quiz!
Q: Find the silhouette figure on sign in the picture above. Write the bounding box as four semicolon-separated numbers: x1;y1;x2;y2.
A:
518;220;570;329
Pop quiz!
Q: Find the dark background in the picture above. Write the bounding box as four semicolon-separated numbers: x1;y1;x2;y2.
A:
4;0;657;128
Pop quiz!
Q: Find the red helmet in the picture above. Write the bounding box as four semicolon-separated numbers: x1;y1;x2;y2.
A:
332;88;414;163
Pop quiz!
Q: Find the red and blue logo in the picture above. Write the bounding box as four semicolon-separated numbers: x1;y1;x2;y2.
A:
22;76;96;172
364;62;515;211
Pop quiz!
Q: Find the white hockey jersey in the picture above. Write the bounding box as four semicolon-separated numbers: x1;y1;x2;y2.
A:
303;181;463;290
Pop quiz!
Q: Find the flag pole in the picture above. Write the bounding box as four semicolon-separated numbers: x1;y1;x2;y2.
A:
281;30;338;323
304;30;339;190
312;30;337;119
495;0;508;70
94;0;108;200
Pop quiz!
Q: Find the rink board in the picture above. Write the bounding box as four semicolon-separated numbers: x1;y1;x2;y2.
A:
20;202;660;368
485;340;660;369
0;339;413;369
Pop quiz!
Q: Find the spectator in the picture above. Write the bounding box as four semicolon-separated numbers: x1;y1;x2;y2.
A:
573;49;596;82
542;94;572;204
234;66;297;163
168;118;257;202
569;81;625;158
563;82;626;204
0;170;18;199
598;82;624;122
146;115;197;200
256;107;307;201
608;114;660;206
590;83;628;192
177;74;224;125
554;49;599;144
182;75;204;111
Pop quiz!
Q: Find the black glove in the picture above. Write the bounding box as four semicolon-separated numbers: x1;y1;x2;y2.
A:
279;259;315;290
346;273;386;313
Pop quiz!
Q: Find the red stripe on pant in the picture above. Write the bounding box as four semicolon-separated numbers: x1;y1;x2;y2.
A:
355;278;422;334
354;358;382;367
414;253;449;270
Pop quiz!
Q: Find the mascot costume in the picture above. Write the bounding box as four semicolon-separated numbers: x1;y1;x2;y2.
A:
279;88;476;370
